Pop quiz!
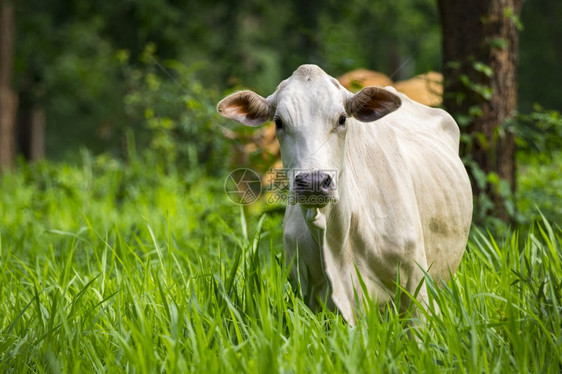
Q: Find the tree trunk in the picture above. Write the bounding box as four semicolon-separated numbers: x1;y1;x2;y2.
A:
0;1;17;170
17;95;46;161
438;0;523;222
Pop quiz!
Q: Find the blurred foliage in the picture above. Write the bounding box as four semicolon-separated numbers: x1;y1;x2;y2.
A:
3;149;255;255
12;0;560;156
13;0;443;161
517;151;562;226
515;105;562;158
515;107;562;226
461;104;562;231
119;44;229;176
7;0;562;229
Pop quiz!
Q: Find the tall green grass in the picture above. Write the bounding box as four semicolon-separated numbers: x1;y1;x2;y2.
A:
1;156;561;373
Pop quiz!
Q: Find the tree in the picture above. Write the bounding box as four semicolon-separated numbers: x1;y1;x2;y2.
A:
438;0;524;222
0;1;16;170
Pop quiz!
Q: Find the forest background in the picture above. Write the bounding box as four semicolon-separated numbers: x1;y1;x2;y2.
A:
3;0;561;226
1;1;562;372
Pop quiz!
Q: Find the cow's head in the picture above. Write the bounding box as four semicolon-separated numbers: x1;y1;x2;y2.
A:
218;65;401;209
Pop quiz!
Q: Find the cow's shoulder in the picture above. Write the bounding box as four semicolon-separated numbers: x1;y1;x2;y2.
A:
384;89;460;153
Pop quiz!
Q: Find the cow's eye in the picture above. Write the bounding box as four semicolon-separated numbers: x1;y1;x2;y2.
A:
274;118;284;130
338;114;347;126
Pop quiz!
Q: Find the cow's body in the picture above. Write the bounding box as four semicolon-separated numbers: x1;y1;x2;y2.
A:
218;65;472;324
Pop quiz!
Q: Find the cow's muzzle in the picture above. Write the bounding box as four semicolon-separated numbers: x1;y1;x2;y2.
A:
293;171;337;208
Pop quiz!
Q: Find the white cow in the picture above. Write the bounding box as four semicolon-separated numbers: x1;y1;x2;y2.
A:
218;64;472;324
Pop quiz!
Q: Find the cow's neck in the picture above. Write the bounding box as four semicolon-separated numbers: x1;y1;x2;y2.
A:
303;207;327;230
300;174;354;254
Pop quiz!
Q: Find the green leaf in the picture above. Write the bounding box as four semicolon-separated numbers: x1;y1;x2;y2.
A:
489;37;509;50
504;6;524;31
473;62;494;78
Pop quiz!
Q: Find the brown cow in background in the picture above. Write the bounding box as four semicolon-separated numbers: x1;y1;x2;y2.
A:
338;69;393;90
339;68;442;107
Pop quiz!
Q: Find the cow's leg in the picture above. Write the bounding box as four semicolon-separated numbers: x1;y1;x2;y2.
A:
283;205;332;312
399;248;440;327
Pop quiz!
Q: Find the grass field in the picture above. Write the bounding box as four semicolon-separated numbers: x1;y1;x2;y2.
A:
1;155;561;373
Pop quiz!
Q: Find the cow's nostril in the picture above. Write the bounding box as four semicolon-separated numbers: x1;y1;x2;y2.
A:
294;174;309;188
294;171;334;196
321;175;332;189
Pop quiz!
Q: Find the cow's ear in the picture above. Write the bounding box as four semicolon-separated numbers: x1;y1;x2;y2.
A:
346;86;401;122
217;90;271;127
